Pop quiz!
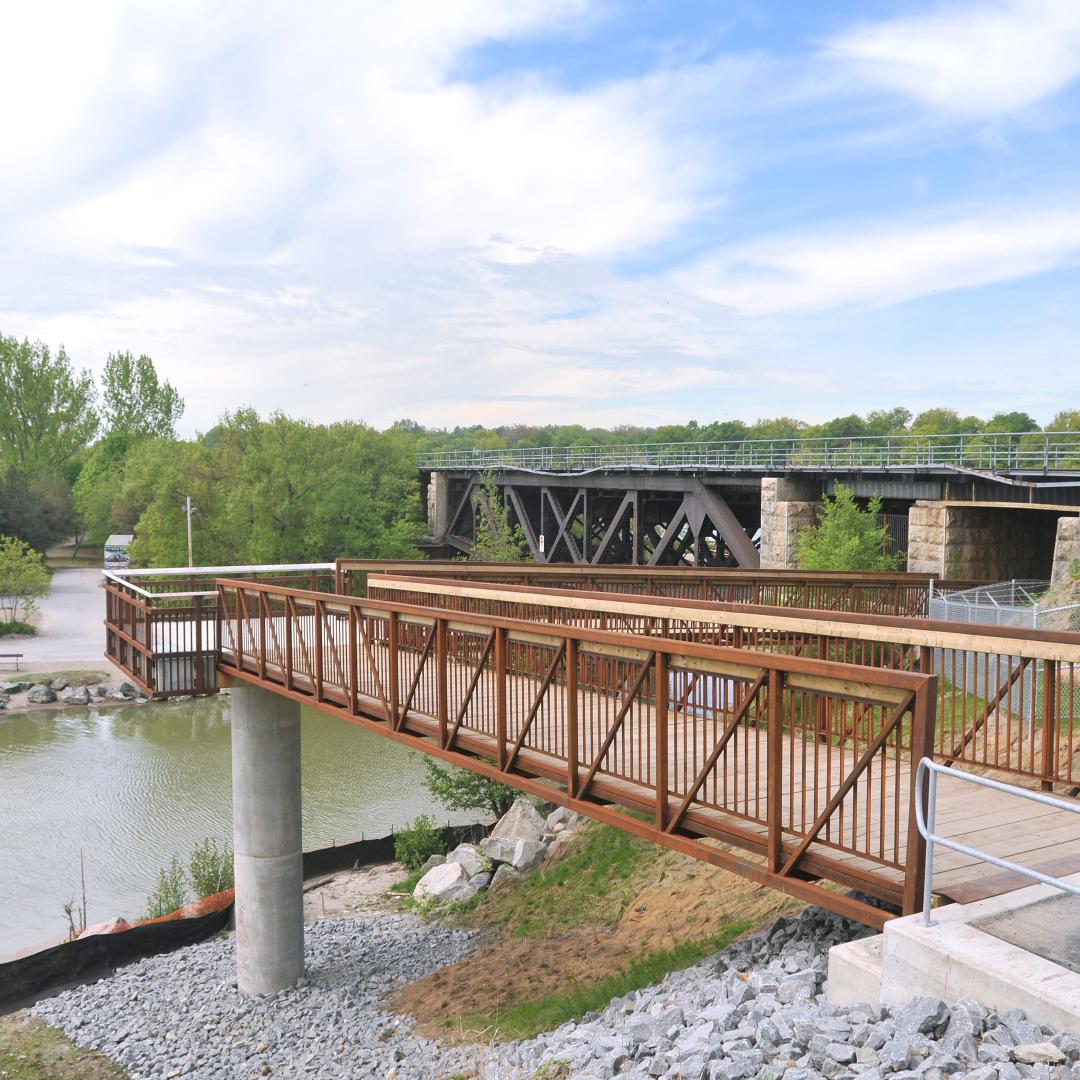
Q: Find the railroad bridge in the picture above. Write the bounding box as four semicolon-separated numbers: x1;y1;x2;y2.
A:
419;433;1080;579
103;561;1080;994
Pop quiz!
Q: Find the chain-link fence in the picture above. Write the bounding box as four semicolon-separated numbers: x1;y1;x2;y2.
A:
930;580;1080;632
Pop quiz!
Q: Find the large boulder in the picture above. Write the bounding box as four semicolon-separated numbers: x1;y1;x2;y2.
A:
50;677;69;691
418;853;446;874
489;864;522;892
490;797;547;844
60;686;92;706
26;683;57;704
445;843;485;878
480;835;547;871
413;861;476;903
0;682;28;695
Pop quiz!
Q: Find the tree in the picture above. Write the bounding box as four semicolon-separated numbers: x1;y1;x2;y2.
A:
422;758;517;818
0;468;76;553
0;335;98;470
795;485;899;571
0;534;50;627
470;475;529;561
910;408;982;436
102;351;184;438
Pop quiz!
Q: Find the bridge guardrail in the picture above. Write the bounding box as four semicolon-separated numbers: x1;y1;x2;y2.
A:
369;574;1080;792
215;578;937;924
417;432;1080;473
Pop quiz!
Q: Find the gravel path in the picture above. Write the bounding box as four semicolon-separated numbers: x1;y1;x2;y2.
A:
32;907;1080;1080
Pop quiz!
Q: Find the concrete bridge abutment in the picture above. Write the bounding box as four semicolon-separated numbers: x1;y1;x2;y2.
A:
231;682;304;996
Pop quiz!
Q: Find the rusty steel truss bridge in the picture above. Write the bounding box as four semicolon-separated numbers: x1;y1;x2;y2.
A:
420;431;1080;568
103;560;1080;929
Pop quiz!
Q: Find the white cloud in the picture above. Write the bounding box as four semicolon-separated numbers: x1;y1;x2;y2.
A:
826;0;1080;115
678;204;1080;314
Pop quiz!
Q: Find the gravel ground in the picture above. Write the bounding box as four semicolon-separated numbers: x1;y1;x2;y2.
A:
31;907;1080;1080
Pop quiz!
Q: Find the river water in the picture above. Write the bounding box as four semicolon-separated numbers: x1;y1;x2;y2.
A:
0;696;474;958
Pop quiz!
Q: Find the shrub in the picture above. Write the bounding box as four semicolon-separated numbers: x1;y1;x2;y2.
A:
0;619;34;637
795;484;899;571
145;855;187;919
423;758;517;818
0;535;49;625
394;814;446;872
1070;560;1080;583
189;837;234;898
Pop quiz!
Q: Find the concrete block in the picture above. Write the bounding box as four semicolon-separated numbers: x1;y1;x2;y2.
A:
827;935;883;1010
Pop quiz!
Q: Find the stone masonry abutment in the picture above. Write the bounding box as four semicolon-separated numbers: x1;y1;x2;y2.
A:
758;477;823;570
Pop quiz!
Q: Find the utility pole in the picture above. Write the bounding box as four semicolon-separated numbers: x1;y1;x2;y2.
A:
184;496;197;568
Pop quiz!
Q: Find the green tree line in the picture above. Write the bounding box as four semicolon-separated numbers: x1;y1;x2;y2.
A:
2;330;1078;567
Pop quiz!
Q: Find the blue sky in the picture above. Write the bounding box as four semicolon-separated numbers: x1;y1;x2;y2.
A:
1;0;1079;434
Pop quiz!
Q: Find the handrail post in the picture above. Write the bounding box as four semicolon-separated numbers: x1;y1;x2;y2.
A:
566;638;579;797
655;651;668;830
921;764;939;926
495;627;508;770
767;669;783;871
904;682;937;914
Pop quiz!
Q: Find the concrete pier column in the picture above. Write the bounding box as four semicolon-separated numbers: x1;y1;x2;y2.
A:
231;682;304;995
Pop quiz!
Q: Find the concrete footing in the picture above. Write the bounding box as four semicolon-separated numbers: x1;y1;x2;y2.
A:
828;875;1080;1031
231;682;304;995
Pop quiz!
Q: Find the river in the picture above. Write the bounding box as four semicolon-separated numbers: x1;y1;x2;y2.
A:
0;696;476;958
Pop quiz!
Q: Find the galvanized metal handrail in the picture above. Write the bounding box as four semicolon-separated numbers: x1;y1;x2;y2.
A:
104;563;335;599
915;758;1080;926
418;431;1080;473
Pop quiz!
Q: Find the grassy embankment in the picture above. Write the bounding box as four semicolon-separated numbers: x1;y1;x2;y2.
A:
0;1012;124;1080
390;817;800;1042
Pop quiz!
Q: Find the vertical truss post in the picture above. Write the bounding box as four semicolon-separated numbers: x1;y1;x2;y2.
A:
436;618;448;748
313;599;324;703
567;637;579;797
388;611;400;729
495;627;508;770
655;652;668;830
347;605;359;715
903;681;937;914
767;669;783;872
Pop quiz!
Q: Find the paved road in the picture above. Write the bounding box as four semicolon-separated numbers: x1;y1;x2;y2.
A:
3;568;114;673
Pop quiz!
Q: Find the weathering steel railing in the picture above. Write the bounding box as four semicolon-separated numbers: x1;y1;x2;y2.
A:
367;575;1080;791
418;432;1080;473
336;559;983;618
215;579;937;924
103;564;336;696
916;759;1080;925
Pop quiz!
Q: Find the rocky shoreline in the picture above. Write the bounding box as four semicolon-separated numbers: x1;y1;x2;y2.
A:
30;901;1080;1080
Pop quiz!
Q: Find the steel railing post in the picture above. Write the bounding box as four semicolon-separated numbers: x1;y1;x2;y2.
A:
566;637;579;797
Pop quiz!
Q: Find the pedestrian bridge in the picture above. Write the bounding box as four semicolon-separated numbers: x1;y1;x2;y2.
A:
103;562;1080;946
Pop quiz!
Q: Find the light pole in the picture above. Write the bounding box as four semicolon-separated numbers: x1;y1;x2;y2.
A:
184;496;198;568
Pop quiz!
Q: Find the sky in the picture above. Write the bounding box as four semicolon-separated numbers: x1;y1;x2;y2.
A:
2;0;1080;435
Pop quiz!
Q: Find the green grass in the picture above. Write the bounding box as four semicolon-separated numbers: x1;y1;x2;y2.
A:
471;823;654;940
15;670;112;687
0;1013;125;1079
390;867;425;894
459;921;752;1040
